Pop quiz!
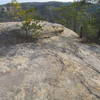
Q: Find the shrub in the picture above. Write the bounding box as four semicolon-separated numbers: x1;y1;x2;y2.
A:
11;0;42;39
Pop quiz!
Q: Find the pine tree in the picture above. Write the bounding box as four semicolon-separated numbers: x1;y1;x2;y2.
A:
10;0;42;38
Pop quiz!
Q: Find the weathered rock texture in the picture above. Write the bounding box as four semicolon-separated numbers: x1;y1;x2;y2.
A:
0;22;100;100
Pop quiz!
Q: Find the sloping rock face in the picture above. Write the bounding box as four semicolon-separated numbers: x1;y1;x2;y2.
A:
0;22;100;100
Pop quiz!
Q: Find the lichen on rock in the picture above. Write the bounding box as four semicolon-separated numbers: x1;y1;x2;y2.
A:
0;21;100;100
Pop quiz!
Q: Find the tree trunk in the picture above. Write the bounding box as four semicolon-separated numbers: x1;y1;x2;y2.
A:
80;26;83;38
73;18;77;32
74;23;77;32
96;29;100;43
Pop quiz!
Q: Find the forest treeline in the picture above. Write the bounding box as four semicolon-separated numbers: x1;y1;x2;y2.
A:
0;0;100;43
52;0;100;43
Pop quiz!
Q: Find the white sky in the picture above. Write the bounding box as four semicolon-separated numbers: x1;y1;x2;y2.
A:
0;0;74;5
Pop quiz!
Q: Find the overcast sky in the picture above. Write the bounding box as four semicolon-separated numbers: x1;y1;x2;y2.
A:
0;0;74;5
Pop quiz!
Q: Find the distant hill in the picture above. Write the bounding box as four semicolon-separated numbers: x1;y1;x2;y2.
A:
0;2;71;22
0;2;99;22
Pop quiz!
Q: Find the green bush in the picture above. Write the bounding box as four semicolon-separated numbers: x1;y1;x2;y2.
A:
11;0;42;39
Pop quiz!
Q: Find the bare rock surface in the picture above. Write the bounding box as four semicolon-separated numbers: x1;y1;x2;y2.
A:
0;22;100;100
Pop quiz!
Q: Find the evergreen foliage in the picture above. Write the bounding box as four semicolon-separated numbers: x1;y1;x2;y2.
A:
10;0;42;38
53;0;100;43
0;0;99;43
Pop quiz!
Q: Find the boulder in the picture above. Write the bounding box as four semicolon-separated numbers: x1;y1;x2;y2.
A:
0;22;100;100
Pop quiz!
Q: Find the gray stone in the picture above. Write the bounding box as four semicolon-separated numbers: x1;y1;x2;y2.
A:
0;22;100;100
